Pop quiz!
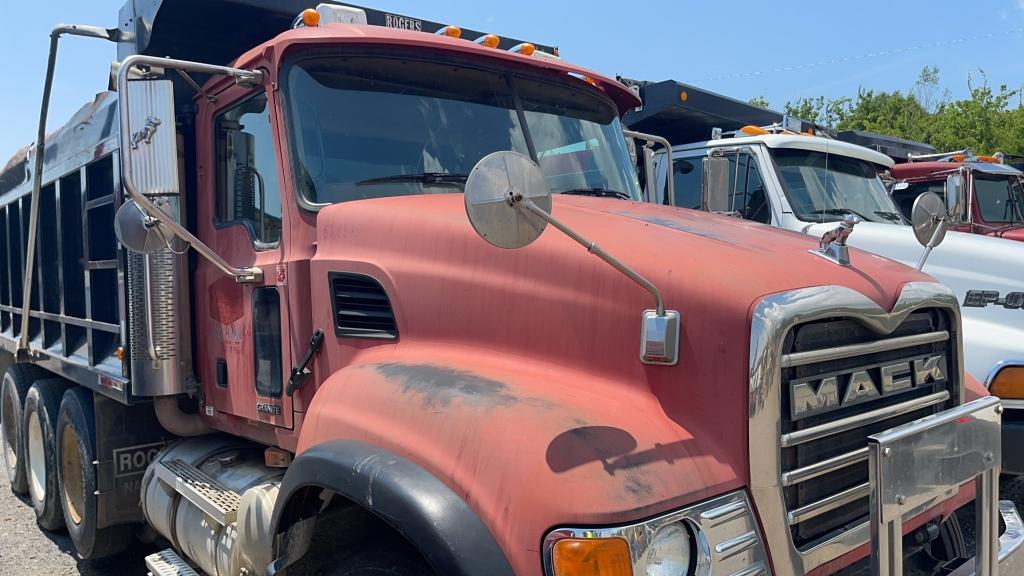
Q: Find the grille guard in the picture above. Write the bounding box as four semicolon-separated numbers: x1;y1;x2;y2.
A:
868;396;1002;575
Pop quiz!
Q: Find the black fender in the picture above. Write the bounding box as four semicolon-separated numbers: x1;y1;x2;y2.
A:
270;439;514;576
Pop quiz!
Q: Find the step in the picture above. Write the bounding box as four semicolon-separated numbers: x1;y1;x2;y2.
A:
154;458;241;525
146;548;199;576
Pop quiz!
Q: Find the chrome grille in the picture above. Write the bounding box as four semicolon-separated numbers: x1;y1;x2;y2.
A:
778;309;957;549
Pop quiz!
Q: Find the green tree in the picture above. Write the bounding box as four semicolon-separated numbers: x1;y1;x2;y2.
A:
749;96;771;109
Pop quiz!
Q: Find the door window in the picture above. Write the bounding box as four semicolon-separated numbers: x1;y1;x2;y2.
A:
215;93;282;246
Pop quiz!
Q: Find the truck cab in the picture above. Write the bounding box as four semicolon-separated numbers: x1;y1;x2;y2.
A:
890;155;1024;241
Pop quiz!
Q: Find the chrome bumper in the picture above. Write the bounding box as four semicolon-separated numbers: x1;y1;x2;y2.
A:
949;501;1024;576
869;396;1007;575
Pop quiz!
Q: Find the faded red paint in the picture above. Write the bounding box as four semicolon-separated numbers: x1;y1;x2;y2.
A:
179;22;984;575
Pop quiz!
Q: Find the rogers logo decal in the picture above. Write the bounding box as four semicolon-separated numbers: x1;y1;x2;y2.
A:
384;14;422;31
964;290;1024;309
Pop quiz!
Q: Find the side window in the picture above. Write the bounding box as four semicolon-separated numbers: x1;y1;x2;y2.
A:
671;157;703;209
730;153;770;224
253;287;283;398
892;181;945;221
216;93;282;246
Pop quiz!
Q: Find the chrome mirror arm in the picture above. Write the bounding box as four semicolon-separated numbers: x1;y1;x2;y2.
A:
117;55;264;283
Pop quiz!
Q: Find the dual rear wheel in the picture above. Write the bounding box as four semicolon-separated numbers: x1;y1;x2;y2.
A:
0;365;129;558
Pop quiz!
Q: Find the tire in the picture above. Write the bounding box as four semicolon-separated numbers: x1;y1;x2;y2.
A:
1;364;47;494
932;513;968;562
23;379;71;531
322;542;434;576
56;386;132;559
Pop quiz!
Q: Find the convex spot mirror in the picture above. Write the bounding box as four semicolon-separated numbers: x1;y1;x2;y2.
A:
114;199;176;254
464;151;551;249
945;172;965;219
911;191;948;248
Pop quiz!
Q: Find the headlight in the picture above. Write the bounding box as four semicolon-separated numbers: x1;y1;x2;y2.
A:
641;522;693;576
545;491;770;576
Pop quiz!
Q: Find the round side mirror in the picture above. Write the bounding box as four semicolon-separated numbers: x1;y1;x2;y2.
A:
945;173;965;217
464;151;551;249
114;200;174;254
911;192;948;248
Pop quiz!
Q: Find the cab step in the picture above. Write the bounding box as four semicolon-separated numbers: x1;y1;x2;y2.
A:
145;548;199;576
153;458;241;525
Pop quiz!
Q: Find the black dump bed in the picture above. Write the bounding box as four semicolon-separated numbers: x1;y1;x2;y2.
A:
118;0;557;65
835;130;935;162
622;79;787;144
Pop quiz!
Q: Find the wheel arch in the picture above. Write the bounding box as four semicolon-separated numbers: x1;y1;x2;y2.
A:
269;439;513;576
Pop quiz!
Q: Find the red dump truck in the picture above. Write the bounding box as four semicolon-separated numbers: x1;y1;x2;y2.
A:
0;2;1019;575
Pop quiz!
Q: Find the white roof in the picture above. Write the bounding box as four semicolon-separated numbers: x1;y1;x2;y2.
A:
672;134;895;169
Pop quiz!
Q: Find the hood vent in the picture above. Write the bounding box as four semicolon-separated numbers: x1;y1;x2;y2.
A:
329;272;398;340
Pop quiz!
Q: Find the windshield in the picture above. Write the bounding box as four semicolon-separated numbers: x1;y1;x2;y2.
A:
973;174;1024;224
772;148;905;224
284;53;639;205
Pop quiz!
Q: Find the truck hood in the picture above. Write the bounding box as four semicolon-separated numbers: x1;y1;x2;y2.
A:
305;196;935;565
805;221;1024;379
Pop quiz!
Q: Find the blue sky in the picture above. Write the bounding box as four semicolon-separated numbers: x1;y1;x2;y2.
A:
1;0;1022;160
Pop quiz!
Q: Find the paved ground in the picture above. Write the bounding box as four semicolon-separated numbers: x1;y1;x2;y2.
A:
0;470;155;575
2;466;1024;574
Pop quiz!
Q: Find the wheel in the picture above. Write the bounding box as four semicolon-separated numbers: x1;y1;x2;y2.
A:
23;379;71;530
56;386;132;559
321;541;434;576
1;364;46;494
932;512;968;562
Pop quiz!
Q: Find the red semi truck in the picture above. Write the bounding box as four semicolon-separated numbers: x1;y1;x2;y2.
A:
889;151;1024;241
0;2;1019;575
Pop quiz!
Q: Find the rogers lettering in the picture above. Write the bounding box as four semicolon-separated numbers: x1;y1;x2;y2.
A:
790;355;947;420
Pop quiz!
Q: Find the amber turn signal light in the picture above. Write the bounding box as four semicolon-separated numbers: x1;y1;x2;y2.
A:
990;365;1024;400
551;537;633;576
475;34;501;48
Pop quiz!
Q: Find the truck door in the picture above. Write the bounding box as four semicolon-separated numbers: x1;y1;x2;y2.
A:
194;85;294;429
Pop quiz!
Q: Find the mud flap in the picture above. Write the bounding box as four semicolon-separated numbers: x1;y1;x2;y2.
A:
93;395;172;528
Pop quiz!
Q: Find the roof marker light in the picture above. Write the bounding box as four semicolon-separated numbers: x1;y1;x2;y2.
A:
436;25;462;39
475;34;501;48
510;42;536;56
300;8;321;27
740;125;770;136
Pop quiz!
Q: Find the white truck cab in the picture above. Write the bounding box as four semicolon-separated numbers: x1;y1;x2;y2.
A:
653;132;1024;381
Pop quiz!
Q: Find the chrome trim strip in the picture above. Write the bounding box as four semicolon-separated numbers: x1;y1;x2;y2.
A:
1002;399;1024;411
716;531;758;558
781;330;948;368
782;447;868;487
749;282;964;575
701;500;747;523
729;564;767;576
781;391;950;447
788;482;870;525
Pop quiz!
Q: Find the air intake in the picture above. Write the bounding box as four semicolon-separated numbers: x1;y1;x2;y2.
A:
330;272;397;339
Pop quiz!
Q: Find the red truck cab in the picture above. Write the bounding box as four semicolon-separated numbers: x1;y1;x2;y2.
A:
890;155;1024;240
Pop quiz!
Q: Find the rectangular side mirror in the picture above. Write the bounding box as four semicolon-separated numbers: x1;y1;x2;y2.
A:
703;154;730;213
125;79;180;197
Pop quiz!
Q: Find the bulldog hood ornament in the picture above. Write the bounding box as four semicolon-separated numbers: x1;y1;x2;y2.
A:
812;213;860;266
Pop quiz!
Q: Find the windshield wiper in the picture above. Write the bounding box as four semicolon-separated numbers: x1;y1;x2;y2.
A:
356;172;469;187
561;188;632;200
808;208;870;221
874;210;904;223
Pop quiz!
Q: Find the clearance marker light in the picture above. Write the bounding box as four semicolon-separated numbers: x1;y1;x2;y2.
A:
475;34;501;48
301;8;321;27
436;25;462;38
509;42;536;56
